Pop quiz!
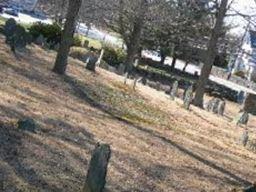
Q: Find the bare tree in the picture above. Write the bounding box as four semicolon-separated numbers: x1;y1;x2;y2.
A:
52;0;82;75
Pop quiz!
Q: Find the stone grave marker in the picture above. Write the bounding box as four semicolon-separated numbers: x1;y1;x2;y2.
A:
83;143;111;192
170;80;179;100
183;85;193;110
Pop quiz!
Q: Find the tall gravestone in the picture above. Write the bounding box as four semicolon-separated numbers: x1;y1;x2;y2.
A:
234;111;249;126
218;100;226;116
83;144;111;192
240;129;249;147
170;80;179;100
183;85;193;110
124;72;128;85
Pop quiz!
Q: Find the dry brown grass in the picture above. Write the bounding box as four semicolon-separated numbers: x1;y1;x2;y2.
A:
0;35;256;192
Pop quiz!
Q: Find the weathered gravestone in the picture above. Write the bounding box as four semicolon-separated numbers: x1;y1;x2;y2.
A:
206;98;225;115
117;63;126;75
218;100;226;116
83;143;111;192
18;118;36;133
234;111;249;126
183;85;193;110
4;18;29;52
243;93;256;115
170;80;179;100
237;90;246;104
35;34;46;46
239;129;249;147
85;54;98;72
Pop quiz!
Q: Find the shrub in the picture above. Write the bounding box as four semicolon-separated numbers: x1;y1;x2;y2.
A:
29;22;61;47
72;34;84;47
102;45;126;67
234;71;246;78
4;18;30;52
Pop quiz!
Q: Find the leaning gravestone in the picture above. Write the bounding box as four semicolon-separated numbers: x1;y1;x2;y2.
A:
83;143;111;192
86;54;98;72
170;80;179;100
183;85;193;110
234;111;249;126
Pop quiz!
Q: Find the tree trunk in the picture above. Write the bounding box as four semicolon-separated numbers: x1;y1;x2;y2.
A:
193;0;228;107
124;0;147;74
52;0;82;75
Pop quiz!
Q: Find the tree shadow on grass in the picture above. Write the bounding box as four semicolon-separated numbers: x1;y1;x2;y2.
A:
0;107;61;191
63;75;252;189
0;104;96;191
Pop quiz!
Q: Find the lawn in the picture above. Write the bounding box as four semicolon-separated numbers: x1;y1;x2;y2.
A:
0;34;256;191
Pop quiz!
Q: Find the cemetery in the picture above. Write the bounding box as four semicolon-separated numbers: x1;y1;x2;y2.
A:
0;0;256;192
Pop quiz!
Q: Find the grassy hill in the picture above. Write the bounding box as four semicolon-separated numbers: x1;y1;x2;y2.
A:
0;34;256;191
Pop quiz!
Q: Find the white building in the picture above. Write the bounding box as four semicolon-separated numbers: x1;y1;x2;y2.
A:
10;0;38;11
233;30;256;82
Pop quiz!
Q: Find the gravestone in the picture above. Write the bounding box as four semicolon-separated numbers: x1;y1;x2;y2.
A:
156;82;161;91
234;111;249;126
18;118;36;133
237;90;246;104
117;63;126;75
183;85;193;110
96;49;105;67
218;100;226;116
243;93;256;115
141;76;147;85
124;72;128;85
35;34;46;46
170;80;179;100
240;129;249;147
133;59;139;67
86;54;98;72
83;143;111;192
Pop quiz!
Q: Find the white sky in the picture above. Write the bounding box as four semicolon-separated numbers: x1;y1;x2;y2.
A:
228;0;256;35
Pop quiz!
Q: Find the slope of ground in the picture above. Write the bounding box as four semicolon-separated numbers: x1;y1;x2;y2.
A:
0;35;256;192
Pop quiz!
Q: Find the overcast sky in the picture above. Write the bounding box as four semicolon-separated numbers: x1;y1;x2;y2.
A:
228;0;256;34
